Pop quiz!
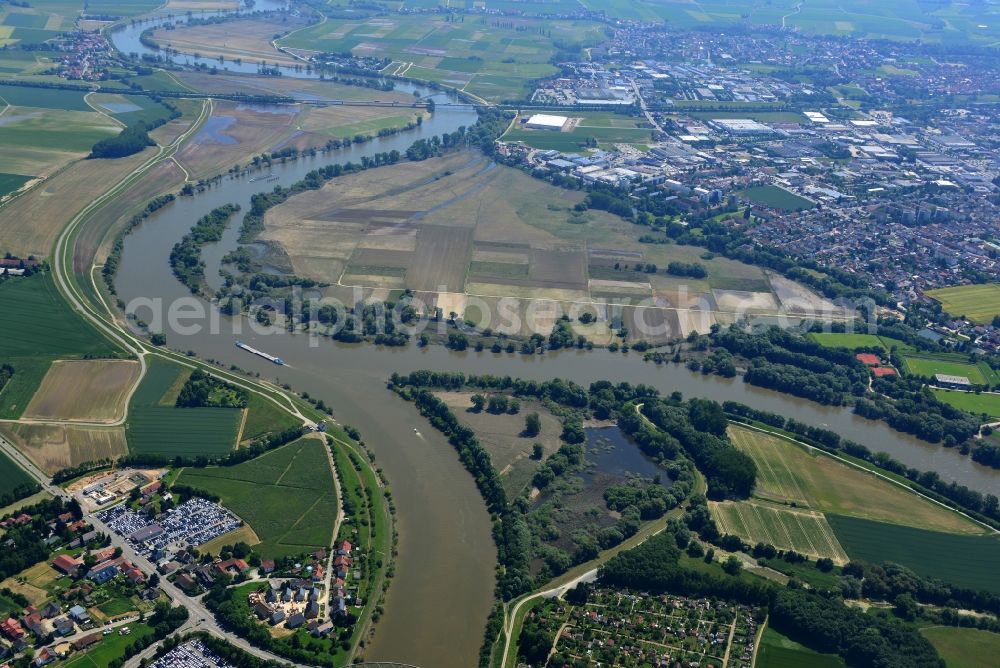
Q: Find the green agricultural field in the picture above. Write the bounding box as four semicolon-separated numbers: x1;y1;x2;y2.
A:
0;108;119;155
125;359;242;458
827;514;1000;594
177;435;338;558
756;626;846;668
920;626;1000;668
931;389;1000;419
126;407;242;458
926;283;1000;324
126;71;192;94
739;185;815;212
503;112;654;151
0;172;31;198
574;0;1000;45
808;332;885;350
84;0;161;17
0;448;35;500
89;93;174;126
279;13;604;102
0;273;118;418
0;85;91;111
900;355;992;385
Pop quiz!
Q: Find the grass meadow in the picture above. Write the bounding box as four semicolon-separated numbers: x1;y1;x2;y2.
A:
901;354;998;385
739;185;815;212
926;283;1000;323
920;626;1000;668
827;514;1000;594
931;388;1000;418
727;425;982;535
177;435;337;558
807;332;886;350
242;393;301;442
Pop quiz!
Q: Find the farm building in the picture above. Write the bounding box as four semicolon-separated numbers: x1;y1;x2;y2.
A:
935;373;972;388
524;114;569;131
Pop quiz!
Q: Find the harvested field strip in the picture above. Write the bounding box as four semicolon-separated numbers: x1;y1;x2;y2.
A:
828;515;1000;594
712;500;849;563
727;425;982;535
728;425;809;505
1;423;128;475
23;359;140;422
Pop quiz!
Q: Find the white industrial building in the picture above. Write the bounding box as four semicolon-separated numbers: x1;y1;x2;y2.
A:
525;114;569;131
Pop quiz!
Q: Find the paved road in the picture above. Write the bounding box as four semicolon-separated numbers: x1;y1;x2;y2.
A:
0;431;293;665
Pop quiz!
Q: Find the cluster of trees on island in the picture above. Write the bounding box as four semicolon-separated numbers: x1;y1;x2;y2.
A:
169;203;240;294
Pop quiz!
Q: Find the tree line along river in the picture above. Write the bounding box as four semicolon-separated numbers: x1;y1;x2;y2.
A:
105;15;1000;668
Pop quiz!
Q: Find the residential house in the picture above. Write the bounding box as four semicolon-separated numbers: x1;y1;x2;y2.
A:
68;606;89;624
72;633;101;652
0;619;24;641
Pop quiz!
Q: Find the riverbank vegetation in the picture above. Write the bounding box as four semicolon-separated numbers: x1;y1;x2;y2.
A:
391;371;716;600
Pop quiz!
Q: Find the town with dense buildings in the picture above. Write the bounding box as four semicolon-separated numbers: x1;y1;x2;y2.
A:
3;1;1000;668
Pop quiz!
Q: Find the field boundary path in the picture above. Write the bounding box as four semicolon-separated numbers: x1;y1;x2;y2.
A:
31;90;360;664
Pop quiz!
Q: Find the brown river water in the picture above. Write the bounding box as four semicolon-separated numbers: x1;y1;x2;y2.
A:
106;100;1000;668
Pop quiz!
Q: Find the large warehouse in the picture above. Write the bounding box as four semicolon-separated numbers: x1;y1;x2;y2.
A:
524;114;569;131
